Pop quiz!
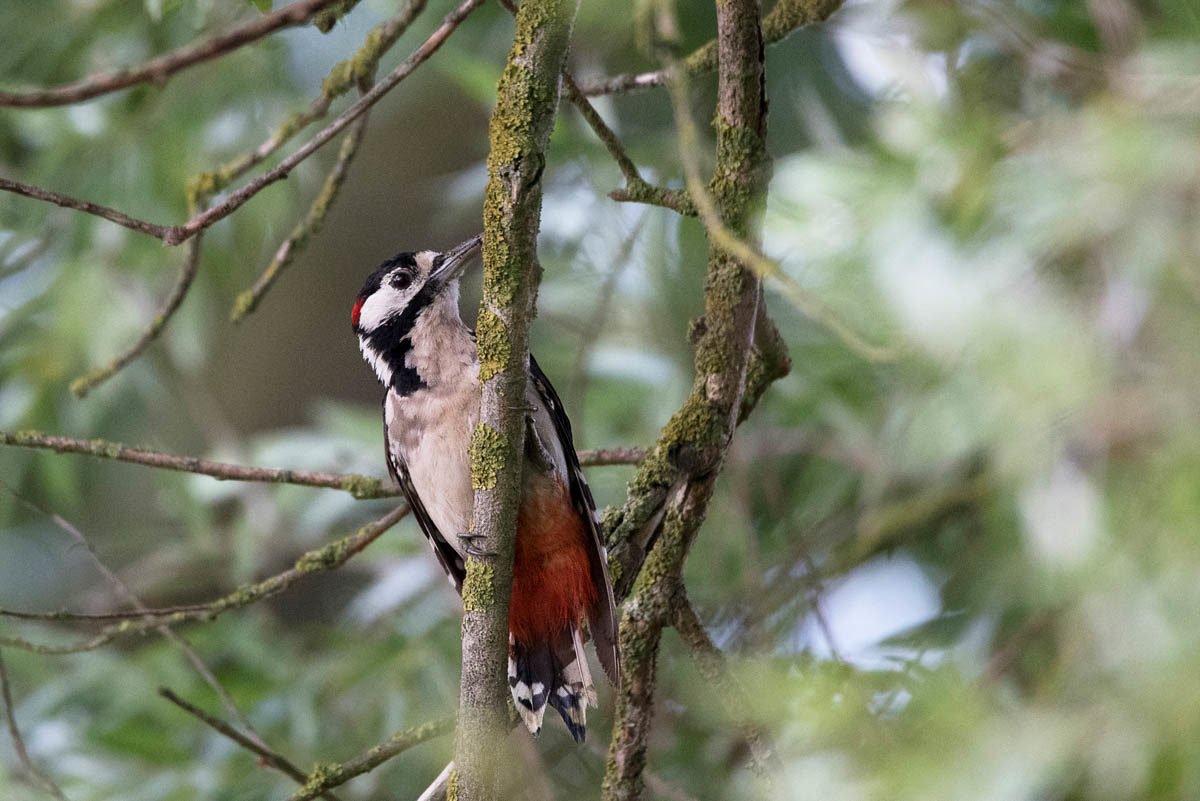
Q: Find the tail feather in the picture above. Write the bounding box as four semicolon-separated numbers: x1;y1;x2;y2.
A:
509;627;595;742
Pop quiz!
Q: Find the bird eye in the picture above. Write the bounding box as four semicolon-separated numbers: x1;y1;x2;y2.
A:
390;272;412;291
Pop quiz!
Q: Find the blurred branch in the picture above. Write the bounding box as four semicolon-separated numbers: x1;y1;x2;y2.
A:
0;0;344;108
3;488;271;748
0;0;484;247
282;718;454;801
69;201;205;398
0;650;71;801
0;505;408;655
662;57;904;364
192;0;427;201
231;113;369;321
0;431;642;502
0;429;399;499
829;474;992;575
673;600;780;779
456;0;579;795
158;688;344;801
579;0;843;96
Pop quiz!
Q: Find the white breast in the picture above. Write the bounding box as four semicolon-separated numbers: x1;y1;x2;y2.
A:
386;383;479;548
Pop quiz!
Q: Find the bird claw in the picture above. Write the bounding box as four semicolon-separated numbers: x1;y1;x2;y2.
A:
458;533;496;558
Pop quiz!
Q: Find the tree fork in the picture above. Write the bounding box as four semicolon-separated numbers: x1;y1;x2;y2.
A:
454;0;580;799
602;0;774;797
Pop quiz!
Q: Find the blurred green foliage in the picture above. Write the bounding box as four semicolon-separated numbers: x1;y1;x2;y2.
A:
2;0;1200;799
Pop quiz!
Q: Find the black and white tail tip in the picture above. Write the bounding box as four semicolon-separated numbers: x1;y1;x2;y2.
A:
508;629;597;743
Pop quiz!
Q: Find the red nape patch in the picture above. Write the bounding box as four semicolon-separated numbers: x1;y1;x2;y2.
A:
351;297;365;328
509;478;597;647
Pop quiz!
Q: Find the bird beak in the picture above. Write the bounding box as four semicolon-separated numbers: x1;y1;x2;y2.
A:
429;234;483;286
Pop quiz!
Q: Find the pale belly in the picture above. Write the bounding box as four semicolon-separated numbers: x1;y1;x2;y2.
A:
386;387;478;549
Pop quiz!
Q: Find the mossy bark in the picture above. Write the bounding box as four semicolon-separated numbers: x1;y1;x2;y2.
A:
601;0;780;798
454;1;580;800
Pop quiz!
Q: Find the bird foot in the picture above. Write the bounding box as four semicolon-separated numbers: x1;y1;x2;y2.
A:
458;533;496;558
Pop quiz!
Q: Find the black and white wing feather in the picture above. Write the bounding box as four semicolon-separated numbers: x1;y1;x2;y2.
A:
383;416;466;592
529;355;621;686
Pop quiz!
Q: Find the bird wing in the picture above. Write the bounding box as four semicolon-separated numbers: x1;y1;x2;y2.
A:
528;355;621;686
382;414;466;593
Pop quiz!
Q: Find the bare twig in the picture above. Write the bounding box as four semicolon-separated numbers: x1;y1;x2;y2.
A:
0;0;343;108
0;431;642;503
673;600;781;779
662;59;902;363
0;0;485;247
282;718;454;801
0;177;176;240
0;429;398;499
579;0;843;96
0;505;408;655
231;113;369;321
190;0;428;200
0;650;71;801
162;0;486;246
69;224;204;398
158;688;344;801
560;75;696;216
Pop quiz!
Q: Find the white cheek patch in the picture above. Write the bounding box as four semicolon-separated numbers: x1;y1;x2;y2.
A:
357;288;402;332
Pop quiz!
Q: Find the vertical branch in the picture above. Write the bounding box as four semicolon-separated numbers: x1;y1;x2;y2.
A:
455;1;580;799
602;0;773;798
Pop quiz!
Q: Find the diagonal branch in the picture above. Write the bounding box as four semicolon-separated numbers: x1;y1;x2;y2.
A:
579;0;843;96
0;650;71;801
282;718;454;801
0;0;485;247
0;0;344;108
0;505;408;655
69;209;205;398
0;431;643;501
158;688;344;801
673;599;780;779
4;489;269;747
189;0;428;202
230;112;369;321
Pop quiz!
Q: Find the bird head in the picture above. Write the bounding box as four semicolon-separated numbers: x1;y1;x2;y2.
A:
353;234;482;392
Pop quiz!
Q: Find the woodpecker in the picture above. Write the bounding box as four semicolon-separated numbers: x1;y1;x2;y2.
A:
352;234;620;742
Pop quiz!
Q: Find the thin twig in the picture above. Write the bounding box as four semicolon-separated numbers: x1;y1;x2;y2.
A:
69;224;204;398
578;0;843;96
4;489;267;745
190;0;427;200
673;600;782;780
162;0;486;246
560;74;696;216
0;429;398;499
0;505;408;655
0;431;642;501
158;688;344;801
0;0;342;108
661;55;902;363
231;104;370;321
281;718;454;801
0;0;485;247
0;650;71;801
0;177;175;240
